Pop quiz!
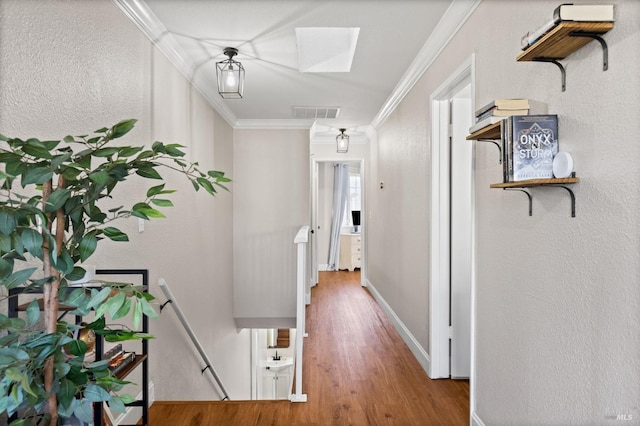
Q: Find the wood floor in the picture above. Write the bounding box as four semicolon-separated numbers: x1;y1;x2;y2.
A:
147;271;469;425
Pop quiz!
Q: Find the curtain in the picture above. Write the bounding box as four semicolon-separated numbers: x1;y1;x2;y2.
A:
328;163;349;271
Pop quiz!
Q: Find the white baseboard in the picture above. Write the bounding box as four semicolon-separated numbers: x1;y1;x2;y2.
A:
364;279;431;375
106;381;155;425
471;411;486;426
318;264;329;271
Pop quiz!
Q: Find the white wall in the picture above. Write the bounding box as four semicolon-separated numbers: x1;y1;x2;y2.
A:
369;0;640;424
233;129;310;328
0;0;251;401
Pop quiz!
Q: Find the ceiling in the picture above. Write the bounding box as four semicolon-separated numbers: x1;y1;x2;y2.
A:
115;0;477;138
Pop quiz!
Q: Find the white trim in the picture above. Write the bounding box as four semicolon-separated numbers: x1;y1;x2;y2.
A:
429;97;451;379
111;0;237;127
365;279;430;374
371;0;481;129
317;264;329;271
471;411;487;426
429;55;475;381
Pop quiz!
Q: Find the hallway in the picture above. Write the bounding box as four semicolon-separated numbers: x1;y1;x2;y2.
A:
148;271;469;425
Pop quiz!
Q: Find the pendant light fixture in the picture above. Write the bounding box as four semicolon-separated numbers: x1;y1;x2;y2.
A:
336;128;349;153
216;47;245;99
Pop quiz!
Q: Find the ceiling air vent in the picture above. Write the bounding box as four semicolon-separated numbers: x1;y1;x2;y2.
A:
293;107;340;119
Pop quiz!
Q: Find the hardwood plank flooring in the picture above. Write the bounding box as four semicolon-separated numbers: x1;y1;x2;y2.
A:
148;271;469;425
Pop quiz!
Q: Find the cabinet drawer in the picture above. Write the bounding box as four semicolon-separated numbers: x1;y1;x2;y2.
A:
350;243;361;255
351;254;362;267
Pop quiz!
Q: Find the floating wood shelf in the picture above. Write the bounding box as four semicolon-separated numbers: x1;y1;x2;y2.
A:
490;177;579;188
517;21;613;61
466;120;502;140
517;21;613;91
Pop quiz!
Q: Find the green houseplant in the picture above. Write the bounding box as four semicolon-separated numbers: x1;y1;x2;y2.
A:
0;119;229;425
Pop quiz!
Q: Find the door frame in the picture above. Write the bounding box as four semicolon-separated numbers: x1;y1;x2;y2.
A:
429;54;476;380
310;157;366;287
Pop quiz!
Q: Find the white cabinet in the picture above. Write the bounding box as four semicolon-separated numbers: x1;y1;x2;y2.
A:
339;233;362;271
262;368;291;400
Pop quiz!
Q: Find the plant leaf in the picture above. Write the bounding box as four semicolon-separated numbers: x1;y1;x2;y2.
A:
57;379;76;409
151;199;173;207
135;166;162;180
196;177;216;195
1;267;36;290
21;167;53;186
146;184;165;197
83;384;111;402
111;119;137;139
108;395;127;413
21;228;43;258
89;170;110;185
26;299;39;326
78;233;98;262
103;227;129;242
73;398;94;423
44;188;71;212
0;209;17;235
86;287;113;310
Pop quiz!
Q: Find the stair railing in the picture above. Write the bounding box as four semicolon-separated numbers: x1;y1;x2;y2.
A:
290;225;309;402
158;278;230;401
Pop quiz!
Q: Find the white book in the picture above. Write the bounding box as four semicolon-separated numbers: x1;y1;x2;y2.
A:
554;4;614;23
468;116;505;135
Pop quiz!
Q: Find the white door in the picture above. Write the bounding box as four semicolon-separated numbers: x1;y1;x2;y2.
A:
450;94;472;378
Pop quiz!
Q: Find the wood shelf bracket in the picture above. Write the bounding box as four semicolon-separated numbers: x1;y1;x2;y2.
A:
503;188;533;216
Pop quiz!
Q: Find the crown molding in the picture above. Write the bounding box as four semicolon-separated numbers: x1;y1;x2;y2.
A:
114;0;480;131
371;0;481;129
111;0;238;127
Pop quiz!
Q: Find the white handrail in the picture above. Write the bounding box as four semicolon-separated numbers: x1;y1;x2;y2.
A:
290;225;309;402
157;278;230;401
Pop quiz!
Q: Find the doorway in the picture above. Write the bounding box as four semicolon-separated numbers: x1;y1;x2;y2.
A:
429;55;475;382
310;158;365;286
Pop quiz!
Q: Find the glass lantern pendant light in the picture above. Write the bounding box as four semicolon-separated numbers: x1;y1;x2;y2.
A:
336;128;349;153
216;47;245;99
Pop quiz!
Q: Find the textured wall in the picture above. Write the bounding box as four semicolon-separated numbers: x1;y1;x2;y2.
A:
0;0;250;402
372;0;640;423
232;129;309;325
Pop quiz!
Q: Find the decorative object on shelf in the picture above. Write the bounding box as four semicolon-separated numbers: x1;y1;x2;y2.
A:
216;47;245;99
0;120;230;425
336;128;349;153
553;151;574;178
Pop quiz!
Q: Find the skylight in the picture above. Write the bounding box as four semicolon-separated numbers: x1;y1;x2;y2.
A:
295;27;360;72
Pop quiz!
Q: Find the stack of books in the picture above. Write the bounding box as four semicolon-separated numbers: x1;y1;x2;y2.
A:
520;4;614;50
469;99;547;134
103;344;136;376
